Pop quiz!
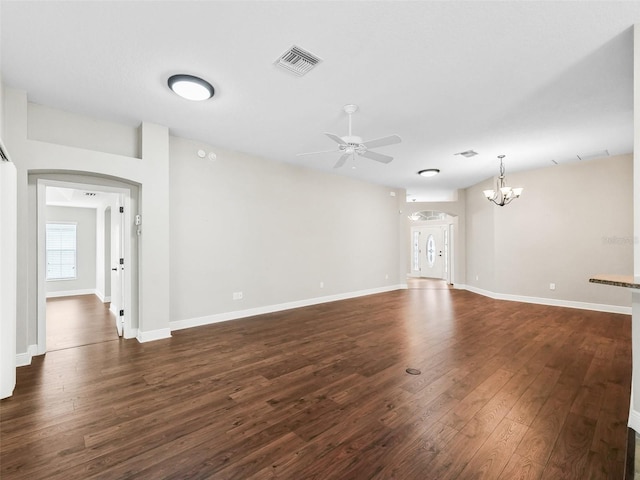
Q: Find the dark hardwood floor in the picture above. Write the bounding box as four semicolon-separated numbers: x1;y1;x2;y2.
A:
46;294;118;351
406;277;452;290
1;288;631;479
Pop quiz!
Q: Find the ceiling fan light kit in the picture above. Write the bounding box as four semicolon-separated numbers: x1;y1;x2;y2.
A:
297;104;401;169
482;155;523;206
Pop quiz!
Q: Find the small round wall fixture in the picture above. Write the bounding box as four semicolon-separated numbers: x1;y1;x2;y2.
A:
418;169;440;177
167;74;214;101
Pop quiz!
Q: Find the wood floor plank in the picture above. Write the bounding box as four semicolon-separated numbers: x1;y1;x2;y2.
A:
369;421;458;479
497;452;545;480
441;368;514;430
541;412;597;479
457;418;528;479
1;285;631;479
506;366;562;427
514;381;580;466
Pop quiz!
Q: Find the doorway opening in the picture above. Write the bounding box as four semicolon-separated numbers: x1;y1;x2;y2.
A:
409;211;457;285
34;175;139;355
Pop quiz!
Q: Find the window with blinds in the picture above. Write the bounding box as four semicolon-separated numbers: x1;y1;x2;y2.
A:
46;223;77;280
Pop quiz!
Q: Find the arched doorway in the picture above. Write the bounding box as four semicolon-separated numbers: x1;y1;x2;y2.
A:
32;172;139;355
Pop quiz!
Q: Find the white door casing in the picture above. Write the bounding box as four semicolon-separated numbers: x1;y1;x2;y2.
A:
110;195;125;337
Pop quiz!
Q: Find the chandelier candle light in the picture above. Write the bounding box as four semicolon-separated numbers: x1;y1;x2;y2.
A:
482;155;523;206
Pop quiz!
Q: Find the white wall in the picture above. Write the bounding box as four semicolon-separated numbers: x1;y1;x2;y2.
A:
628;23;640;432
28;103;140;158
45;205;97;297
168;135;404;326
465;154;633;311
95;205;113;302
0;68;17;399
0;153;17;398
465;178;497;292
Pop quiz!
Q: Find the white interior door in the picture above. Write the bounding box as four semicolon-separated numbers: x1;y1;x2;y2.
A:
419;226;445;279
110;196;125;336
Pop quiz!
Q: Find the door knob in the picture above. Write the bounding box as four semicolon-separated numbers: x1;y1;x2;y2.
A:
112;268;118;271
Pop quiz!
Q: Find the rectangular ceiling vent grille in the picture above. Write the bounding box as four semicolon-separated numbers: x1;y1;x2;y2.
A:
275;45;321;76
455;150;478;158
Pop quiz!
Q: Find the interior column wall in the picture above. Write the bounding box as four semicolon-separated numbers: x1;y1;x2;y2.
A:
0;157;17;398
628;23;640;432
0;74;19;398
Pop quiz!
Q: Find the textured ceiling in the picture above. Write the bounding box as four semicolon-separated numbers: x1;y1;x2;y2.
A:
1;1;638;201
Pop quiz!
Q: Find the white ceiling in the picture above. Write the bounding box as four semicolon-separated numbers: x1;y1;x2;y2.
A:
2;1;637;201
46;186;115;209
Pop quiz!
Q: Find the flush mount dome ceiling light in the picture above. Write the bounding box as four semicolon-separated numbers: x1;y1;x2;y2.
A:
418;169;440;177
167;74;214;101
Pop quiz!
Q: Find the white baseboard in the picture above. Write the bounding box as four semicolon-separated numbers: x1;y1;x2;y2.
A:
125;328;138;340
137;328;172;343
460;284;632;315
95;291;111;303
628;397;640;432
16;344;38;367
46;288;97;299
170;284;406;332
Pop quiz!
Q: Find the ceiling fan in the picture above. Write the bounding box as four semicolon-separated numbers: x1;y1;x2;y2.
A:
297;104;401;168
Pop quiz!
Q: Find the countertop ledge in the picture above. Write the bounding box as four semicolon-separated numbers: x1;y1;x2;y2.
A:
589;274;640;290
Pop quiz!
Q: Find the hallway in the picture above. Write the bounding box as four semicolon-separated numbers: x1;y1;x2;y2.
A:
46;294;119;351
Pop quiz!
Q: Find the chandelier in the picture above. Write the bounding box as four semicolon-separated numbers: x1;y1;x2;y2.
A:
482;155;523;206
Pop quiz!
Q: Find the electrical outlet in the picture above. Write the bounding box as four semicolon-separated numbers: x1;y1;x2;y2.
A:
549;283;556;291
476;275;479;281
233;291;243;300
385;273;389;280
320;281;324;288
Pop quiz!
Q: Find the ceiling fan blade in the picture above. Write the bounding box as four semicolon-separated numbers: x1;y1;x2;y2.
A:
333;153;350;169
324;133;347;145
360;150;393;164
296;148;338;157
361;134;402;149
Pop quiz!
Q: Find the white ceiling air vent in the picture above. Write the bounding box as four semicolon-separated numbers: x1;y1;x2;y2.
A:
275;45;321;76
455;150;478;158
